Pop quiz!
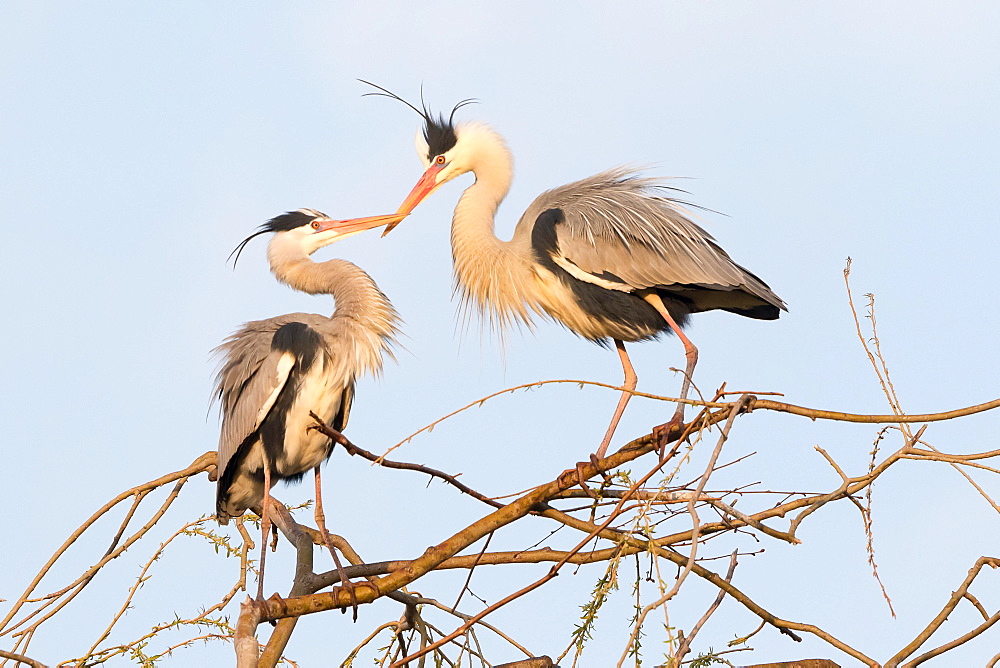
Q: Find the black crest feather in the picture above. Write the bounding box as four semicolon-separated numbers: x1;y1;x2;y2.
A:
359;80;477;160
228;208;328;267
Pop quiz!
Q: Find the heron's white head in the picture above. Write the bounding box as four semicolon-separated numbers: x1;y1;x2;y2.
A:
323;84;512;237
382;122;511;236
414;121;506;181
229;208;406;270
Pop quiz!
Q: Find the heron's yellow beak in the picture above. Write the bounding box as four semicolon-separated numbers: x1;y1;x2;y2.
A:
315;212;408;236
388;163;446;235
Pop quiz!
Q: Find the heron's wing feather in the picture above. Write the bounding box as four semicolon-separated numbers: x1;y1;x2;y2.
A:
212;313;331;476
518;168;786;312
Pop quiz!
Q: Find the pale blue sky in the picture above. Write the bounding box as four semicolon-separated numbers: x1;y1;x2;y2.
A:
2;2;999;665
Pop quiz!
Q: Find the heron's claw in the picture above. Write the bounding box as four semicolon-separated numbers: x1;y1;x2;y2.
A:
251;592;279;626
574;462;599;498
652;418;684;456
338;577;360;622
589;453;616;486
317;529;360;622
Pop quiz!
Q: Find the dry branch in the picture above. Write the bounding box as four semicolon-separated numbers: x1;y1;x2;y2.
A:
7;351;1000;667
0;649;47;668
308;412;503;509
1;452;217;661
886;556;1000;667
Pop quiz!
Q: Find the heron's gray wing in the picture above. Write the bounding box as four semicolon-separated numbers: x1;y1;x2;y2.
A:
212;313;331;477
518;168;786;312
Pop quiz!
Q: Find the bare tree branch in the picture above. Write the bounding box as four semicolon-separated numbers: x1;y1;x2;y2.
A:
886;556;1000;667
308;413;503;509
0;649;47;668
674;550;739;663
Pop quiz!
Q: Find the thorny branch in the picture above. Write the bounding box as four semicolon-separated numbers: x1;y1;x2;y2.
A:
308;412;503;509
245;385;1000;665
5;343;1000;666
379;377;1000;459
0;453;217;661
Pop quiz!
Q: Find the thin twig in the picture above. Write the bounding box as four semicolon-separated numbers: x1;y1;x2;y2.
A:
309;414;502;509
674;550;739;662
616;396;750;667
1;453;216;642
452;532;494;612
371;376;1000;458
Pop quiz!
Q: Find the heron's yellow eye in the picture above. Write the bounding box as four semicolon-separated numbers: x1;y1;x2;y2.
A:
435;155;446;165
311;221;321;230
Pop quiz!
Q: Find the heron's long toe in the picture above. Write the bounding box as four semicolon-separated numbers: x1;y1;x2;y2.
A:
338;577;360;622
652;417;684;454
574;462;597;498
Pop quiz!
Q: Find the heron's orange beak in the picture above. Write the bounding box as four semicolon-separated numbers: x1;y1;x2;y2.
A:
315;212;408;235
387;163;446;236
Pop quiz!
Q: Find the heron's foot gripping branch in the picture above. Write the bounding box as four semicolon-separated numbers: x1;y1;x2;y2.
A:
255;580;381;624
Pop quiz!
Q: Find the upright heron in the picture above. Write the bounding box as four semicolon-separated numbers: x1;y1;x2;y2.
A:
339;86;786;456
214;208;403;599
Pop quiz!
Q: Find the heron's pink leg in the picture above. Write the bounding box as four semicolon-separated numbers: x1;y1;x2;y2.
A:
595;339;638;458
643;293;699;441
257;460;273;601
313;465;358;620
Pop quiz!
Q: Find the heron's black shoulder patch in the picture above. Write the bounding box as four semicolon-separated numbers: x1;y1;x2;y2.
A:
271;322;323;370
529;208;565;259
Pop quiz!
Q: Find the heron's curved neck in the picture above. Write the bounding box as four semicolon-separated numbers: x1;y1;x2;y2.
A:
451;126;514;250
269;253;399;359
450;128;536;329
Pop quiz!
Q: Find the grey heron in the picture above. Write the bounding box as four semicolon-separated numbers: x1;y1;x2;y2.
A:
214;208;403;600
338;86;786;456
